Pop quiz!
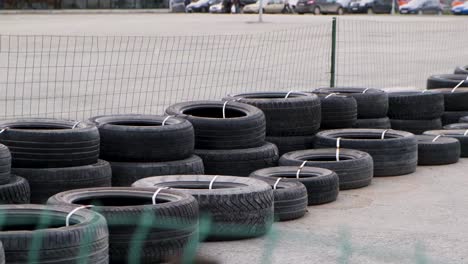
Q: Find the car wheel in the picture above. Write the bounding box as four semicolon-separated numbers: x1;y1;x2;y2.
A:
437;10;442;15
202;7;208;12
314;6;321;15
367;7;374;14
337;7;344;15
417;9;423;15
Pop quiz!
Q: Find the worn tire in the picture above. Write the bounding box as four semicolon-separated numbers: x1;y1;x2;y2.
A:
0;144;11;185
315;93;357;129
0;241;4;264
47;187;199;264
455;66;468;75
132;175;274;240
166;101;266;150
416;135;460;165
0;175;30;204
110;155;205;187
266;135;315;156
0;204;109;264
353;117;391;129
194;142;279;176
89;115;194;162
460;116;468;123
424;130;468;157
430;88;468;111
223;91;321;136
313;87;388;118
12;160;112;204
427;74;468;89
279;148;373;190
249;166;338;205
390;118;442;135
0;119;100;168
315;129;417;176
442;111;468;125
444;123;468;129
387;91;444;120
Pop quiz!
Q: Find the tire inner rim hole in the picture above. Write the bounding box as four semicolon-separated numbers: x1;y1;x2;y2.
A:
72;196;169;206
336;134;399;140
0;215;79;231
183;107;246;118
237;94;301;99
8;124;71;130
302;156;353;161
157;181;248;189
108;121;165;127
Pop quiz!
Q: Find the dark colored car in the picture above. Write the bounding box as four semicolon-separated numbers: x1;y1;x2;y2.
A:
399;0;442;14
348;0;393;13
296;0;345;14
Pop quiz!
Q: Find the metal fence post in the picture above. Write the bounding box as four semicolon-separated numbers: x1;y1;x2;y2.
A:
330;17;337;88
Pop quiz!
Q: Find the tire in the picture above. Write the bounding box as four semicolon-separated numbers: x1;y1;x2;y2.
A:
0;119;100;168
166;101;266;150
314;6;321;14
337;7;343;14
315;93;357;129
12;160;112;204
417;9;423;15
110;155;205;187
47;187;199;264
444;123;468;130
387;91;444;120
132;175;274;240
427;74;468;89
353;117;391;129
460;116;468;123
0;241;4;264
0;204;108;264
455;65;468;75
89;115;194;162
424;130;468;157
279;148;373;190
390;118;442;135
0;175;30;204
367;7;374;14
194;142;279;176
0;144;11;185
416;135;460;165
442;111;468;125
429;88;468;111
266;135;315;156
223;92;321;136
315;129;417;176
313;87;388;118
245;176;307;221
249;166;338;205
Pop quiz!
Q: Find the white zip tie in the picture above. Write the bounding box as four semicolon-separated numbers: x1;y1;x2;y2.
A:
362;88;370;94
325;93;337;99
161;116;172;126
296;161;307;179
284;91;294;99
209;175;219;190
72;121;81;129
421;90;428;93
222;101;229;119
336;137;341;161
464;130;468;136
273;178;282;190
381;129;389;139
152;188;167;205
451;76;468;93
432;135;442;142
66;205;94;227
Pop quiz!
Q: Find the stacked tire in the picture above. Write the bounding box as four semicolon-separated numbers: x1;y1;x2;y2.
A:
429;88;468;125
313;87;390;129
223;92;321;155
89;115;204;186
427;74;468;89
0;119;111;203
166;101;279;176
0;144;30;204
387;90;444;134
312;92;357;129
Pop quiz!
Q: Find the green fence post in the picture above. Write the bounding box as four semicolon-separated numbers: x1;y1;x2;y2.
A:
330;17;337;88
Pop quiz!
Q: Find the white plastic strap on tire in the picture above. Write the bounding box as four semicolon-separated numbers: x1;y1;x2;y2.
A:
362;88;370;94
451;76;468;93
222;101;229;119
161;116;172;126
72;121;81;129
421;90;428;93
381;129;389;139
66;205;94;227
336;137;341;161
296;161;307;179
152;188;168;205
273;178;282;190
432;135;442;142
325;93;337;99
0;127;8;134
284;91;294;99
464;130;468;136
209;175;219;190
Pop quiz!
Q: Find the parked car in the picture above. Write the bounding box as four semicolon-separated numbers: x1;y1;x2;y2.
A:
209;1;224;12
186;0;211;12
452;1;468;13
296;0;345;14
399;0;442;14
348;0;393;13
264;0;287;13
243;0;268;13
170;0;186;12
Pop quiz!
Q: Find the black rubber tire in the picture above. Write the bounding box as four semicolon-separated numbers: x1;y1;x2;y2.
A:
0;241;4;264
0;119;100;168
132;175;274;240
315;129;417;176
266;135;315;156
110;155;205;187
460;116;468;123
315;93;357;129
0;144;11;185
390;118;442;135
444;123;468;129
442;111;468;125
429;88;468;111
387;91;444;120
279;148;373;190
427;74;468;89
166;101;266;150
249;166;338;205
89;114;194;162
0;204;108;264
12;159;112;204
194;142;279;176
47;187;199;264
416;135;460;165
313;87;388;118
0;175;30;204
223;91;321;136
455;66;468;75
424;130;468;157
353;117;391;129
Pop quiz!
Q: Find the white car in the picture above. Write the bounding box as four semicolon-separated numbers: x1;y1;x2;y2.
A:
243;0;268;12
210;2;224;12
